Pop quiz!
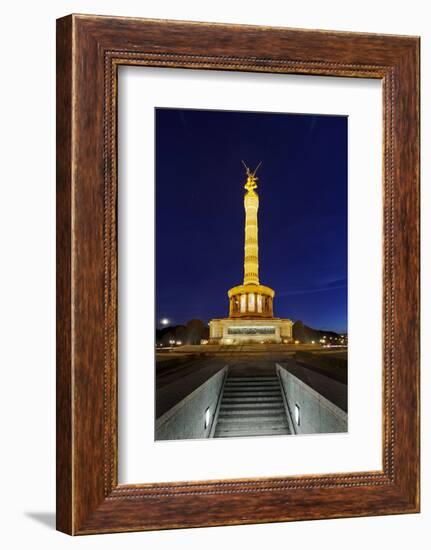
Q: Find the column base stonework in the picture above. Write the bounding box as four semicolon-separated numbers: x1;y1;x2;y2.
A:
209;318;293;345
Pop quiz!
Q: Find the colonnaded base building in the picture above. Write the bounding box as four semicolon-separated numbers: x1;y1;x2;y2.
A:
209;164;293;345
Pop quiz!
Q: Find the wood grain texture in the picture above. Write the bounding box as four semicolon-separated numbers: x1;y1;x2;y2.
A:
56;15;73;535
56;14;420;535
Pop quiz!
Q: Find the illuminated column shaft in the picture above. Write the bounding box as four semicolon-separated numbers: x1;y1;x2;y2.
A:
243;189;259;285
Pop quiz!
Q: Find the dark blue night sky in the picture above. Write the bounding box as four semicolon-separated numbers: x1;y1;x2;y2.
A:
155;108;347;333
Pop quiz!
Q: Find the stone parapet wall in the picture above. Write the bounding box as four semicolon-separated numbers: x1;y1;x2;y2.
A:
155;367;227;440
276;363;347;434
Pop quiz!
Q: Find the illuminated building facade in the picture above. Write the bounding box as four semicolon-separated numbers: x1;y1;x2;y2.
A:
209;164;293;344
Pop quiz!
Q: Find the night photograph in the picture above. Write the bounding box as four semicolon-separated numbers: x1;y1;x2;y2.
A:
154;107;348;441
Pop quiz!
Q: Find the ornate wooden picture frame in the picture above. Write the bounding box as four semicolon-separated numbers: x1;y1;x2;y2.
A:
56;14;420;534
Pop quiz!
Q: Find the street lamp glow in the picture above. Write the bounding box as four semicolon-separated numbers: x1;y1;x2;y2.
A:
160;318;169;326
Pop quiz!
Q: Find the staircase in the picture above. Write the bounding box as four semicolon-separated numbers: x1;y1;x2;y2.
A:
213;373;291;438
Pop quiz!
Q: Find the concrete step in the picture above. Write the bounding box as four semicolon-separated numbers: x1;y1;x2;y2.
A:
226;378;278;382
219;410;286;418
223;391;281;396
215;432;290;438
219;408;286;415
224;384;280;388
220;403;285;411
223;387;282;393
225;379;278;383
217;419;288;428
215;427;290;437
222;396;283;402
224;384;280;390
223;393;283;403
227;377;278;382
217;416;287;429
226;378;278;381
224;388;279;393
217;412;285;417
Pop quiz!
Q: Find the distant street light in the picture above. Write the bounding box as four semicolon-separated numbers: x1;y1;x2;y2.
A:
160;318;169;326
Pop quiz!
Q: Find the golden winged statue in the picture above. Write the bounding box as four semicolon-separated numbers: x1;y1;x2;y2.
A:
242;160;262;192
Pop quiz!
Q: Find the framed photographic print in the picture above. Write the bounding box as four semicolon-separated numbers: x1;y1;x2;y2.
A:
56;14;420;534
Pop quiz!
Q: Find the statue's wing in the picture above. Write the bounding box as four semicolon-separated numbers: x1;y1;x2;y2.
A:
253;161;262;176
